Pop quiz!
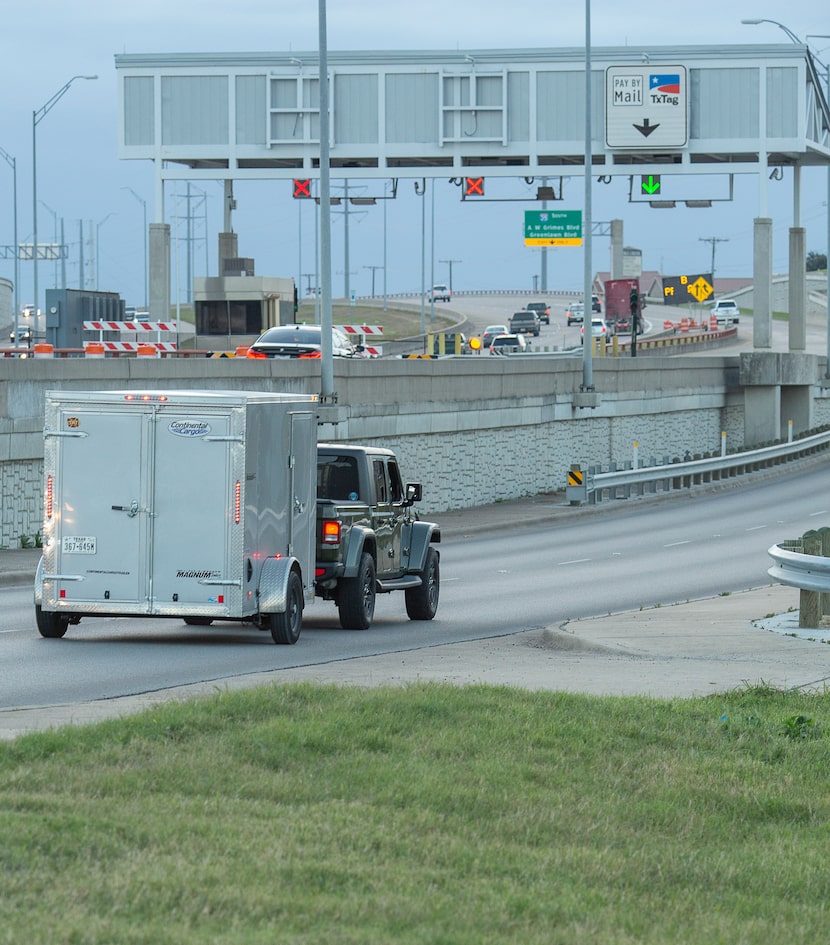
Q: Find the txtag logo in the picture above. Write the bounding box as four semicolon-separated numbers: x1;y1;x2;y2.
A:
649;74;680;104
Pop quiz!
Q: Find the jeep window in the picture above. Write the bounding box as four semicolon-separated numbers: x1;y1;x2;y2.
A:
373;459;389;504
317;456;360;500
388;460;404;504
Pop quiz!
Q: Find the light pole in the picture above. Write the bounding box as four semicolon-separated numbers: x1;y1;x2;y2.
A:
32;75;97;318
122;186;148;308
95;213;116;290
39;200;58;291
740;18;802;44
0;144;19;343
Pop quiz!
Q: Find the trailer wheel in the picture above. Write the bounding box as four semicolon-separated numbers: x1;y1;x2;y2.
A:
270;570;303;645
338;553;376;630
405;547;440;620
183;617;214;626
35;605;70;639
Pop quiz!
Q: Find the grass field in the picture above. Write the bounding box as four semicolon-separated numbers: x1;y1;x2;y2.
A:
2;682;830;944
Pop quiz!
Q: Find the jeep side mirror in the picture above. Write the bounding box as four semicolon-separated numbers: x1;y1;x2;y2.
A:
405;482;422;504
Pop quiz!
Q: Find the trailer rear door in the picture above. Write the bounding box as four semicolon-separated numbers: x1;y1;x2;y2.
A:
149;410;234;608
50;404;149;606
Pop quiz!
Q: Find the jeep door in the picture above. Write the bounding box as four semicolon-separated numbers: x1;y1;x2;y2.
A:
371;457;405;578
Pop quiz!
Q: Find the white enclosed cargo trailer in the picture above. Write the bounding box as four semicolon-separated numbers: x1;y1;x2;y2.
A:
34;389;318;644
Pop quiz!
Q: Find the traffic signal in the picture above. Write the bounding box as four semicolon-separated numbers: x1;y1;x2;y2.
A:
629;288;638;316
293;178;311;198
293;286;299;314
465;176;484;197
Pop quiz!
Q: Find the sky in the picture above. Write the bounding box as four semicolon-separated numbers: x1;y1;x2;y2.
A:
0;0;828;311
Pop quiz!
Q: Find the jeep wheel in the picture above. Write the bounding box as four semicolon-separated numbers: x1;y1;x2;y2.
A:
405;547;440;621
270;570;303;644
338;552;376;630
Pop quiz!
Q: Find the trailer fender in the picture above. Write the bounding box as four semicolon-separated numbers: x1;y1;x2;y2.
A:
404;522;441;573
259;556;301;614
34;555;44;605
343;525;376;578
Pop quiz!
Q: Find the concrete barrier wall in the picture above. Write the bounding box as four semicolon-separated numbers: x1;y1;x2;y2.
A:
1;353;826;547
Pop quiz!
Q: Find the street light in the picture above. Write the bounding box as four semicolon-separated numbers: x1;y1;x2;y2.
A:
0;144;19;343
122;186;148;308
740;18;803;44
39;200;58;291
95;213;116;290
32;74;97;320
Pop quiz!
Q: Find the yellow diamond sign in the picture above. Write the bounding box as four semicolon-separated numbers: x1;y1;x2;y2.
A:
687;276;713;302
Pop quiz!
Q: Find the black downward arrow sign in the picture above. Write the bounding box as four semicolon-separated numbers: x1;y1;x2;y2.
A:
634;118;660;137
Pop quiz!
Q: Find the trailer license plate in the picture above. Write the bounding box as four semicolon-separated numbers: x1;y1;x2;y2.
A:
62;536;97;554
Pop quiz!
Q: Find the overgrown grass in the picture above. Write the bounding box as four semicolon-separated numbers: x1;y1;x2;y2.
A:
2;682;830;944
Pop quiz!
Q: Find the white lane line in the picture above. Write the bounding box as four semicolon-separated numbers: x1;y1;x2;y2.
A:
809;510;829;517
664;540;690;547
560;558;592;566
746;525;767;531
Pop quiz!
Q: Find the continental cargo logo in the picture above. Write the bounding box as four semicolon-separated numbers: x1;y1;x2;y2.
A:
168;420;211;438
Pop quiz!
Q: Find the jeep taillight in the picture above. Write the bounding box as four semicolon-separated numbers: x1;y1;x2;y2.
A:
322;520;341;544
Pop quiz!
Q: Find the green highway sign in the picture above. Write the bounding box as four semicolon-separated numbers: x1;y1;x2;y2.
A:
641;174;661;195
524;210;582;246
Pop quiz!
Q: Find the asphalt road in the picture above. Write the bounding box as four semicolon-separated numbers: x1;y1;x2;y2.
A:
2;458;828;714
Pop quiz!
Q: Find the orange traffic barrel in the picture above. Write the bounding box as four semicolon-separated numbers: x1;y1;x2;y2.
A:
137;343;157;358
235;345;250;358
84;342;106;358
33;343;54;358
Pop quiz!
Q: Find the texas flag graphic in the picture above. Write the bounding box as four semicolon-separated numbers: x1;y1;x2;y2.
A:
650;74;681;94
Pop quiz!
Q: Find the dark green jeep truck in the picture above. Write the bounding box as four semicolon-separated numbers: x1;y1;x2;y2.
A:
315;445;441;630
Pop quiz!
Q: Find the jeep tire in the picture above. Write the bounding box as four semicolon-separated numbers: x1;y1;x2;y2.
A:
338;552;376;630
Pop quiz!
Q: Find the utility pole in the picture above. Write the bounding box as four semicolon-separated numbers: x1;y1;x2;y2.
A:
439;258;462;292
363;265;383;298
699;236;729;285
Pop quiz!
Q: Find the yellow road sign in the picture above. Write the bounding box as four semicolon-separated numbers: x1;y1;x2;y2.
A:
687;276;713;302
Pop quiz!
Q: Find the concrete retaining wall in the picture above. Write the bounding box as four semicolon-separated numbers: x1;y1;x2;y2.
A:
1;353;827;547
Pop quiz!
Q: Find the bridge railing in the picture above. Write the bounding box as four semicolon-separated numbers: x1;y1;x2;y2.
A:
578;427;830;504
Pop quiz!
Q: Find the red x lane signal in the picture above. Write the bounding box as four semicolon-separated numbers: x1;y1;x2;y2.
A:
465;176;485;197
293;178;312;198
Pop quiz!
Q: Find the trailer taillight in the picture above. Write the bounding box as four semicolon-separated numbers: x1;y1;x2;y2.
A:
322;520;341;544
234;481;241;523
46;476;53;519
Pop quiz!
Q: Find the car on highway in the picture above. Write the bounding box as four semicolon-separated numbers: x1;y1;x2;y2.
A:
508;310;541;336
711;298;740;325
431;284;451;302
566;302;584;326
246;324;356;359
481;324;508;349
580;317;609;343
592;294;602;313
524;300;551;325
489;333;528;354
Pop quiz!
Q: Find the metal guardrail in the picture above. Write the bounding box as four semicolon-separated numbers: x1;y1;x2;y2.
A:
768;540;830;594
581;427;830;504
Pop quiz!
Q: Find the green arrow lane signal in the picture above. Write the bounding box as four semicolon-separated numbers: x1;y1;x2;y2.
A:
641;175;661;195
